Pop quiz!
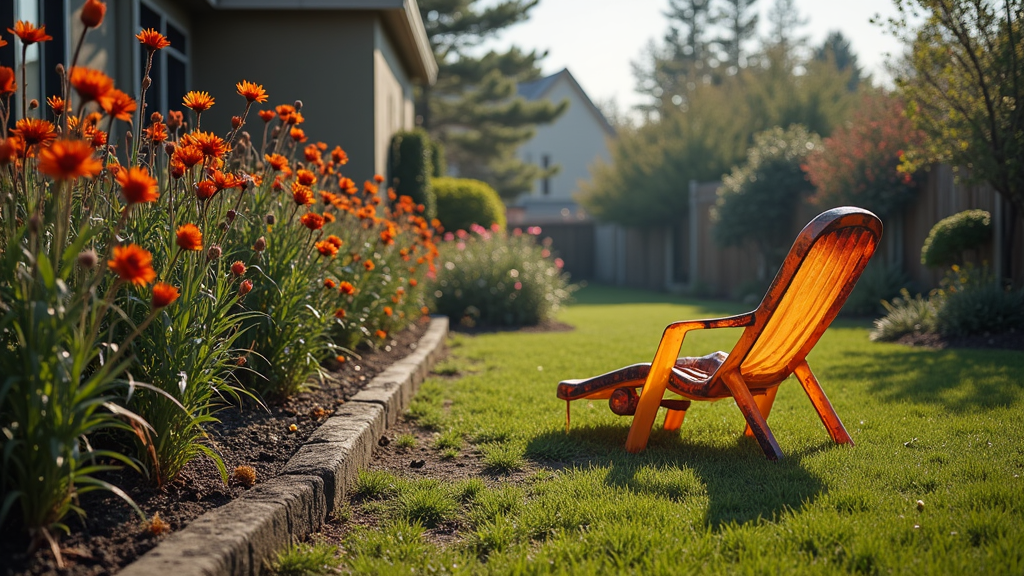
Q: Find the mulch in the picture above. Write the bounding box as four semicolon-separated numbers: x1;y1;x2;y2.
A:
1;321;428;576
894;329;1024;352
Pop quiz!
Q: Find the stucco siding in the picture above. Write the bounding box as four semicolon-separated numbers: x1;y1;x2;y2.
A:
373;18;416;177
192;10;377;180
518;77;612;201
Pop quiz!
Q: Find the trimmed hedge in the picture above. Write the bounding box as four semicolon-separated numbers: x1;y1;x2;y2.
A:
388;129;437;220
920;209;991;268
433;177;506;232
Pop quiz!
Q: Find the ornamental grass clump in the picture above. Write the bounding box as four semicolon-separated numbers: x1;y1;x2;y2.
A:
0;8;433;559
430;225;574;327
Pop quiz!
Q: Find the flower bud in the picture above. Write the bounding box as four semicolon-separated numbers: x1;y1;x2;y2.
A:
207;244;222;260
231;261;247;276
29;99;39;110
56;63;65;77
238;279;253;296
81;0;106;28
77;250;98;269
253;236;266;252
293;99;303;111
226;209;237;223
142;76;151;90
164;142;176;156
231;115;243;129
265;214;276;225
151;111;164;123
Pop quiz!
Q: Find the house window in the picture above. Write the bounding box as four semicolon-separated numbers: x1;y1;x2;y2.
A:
7;0;67;121
138;2;188;116
542;154;551;196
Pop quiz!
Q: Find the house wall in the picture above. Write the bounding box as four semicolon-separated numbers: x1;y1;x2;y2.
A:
373;19;416;177
518;77;611;201
191;10;377;180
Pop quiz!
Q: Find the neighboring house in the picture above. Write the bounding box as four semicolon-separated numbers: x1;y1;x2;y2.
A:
1;0;436;180
511;68;615;223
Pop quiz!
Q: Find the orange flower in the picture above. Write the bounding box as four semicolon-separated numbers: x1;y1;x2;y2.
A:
238;279;253;296
37;139;102;180
315;241;338;257
375;330;387;339
304;145;322;163
195;180;217;200
339;177;357;194
363;260;375;271
324;278;337;289
326;235;343;248
236;80;268;104
70;67;114;104
265;153;288;171
300;212;324;231
258;110;275;123
409;278;418;287
117;167;159;204
296;169;316;186
421;306;430;315
374;174;385;184
292;184;314;206
183;91;215;113
137;28;170;51
174;143;204;167
152;282;179;308
0;66;16;95
275;104;295;121
331;146;348;165
209;169;241;190
108;244;156;286
170;158;186;179
81;0;107;28
384;306;393;316
231;261;247;276
183;131;228;158
175;223;203;251
289;127;307;142
90;130;107;149
339;281;355;295
167;109;184;130
334;309;346;319
100;89;137;122
364;181;378;195
8;21;53;44
13;118;57;147
0;136;24;165
146;121;168;143
46;95;66;114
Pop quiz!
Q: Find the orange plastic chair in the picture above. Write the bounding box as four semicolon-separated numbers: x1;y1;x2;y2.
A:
557;207;882;460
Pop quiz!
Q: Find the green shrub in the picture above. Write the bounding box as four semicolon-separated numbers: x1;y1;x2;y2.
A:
921;210;991;268
433;177;506;233
933;265;1024;337
869;289;938;341
388;129;437;220
429;139;447;178
430;227;574;327
841;260;912;317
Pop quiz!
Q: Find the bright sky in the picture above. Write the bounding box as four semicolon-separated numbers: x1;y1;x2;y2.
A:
475;0;908;115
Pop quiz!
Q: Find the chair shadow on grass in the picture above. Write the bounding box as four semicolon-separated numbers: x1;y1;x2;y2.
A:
525;423;831;529
819;347;1024;413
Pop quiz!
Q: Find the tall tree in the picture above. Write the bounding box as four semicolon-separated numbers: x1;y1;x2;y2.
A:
418;0;567;199
764;0;809;70
887;0;1024;281
814;31;863;91
714;0;760;72
634;0;717;112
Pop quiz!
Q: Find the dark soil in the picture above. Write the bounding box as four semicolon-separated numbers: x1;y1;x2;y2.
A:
895;329;1024;351
1;321;429;576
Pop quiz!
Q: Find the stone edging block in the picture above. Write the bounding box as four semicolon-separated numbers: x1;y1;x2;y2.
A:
119;316;449;576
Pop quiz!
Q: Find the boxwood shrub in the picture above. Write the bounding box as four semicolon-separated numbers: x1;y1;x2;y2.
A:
433;177;506;233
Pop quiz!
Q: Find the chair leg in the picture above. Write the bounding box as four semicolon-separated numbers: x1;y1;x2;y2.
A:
663;408;686;431
794;361;853;445
721;370;783;460
743;385;779;437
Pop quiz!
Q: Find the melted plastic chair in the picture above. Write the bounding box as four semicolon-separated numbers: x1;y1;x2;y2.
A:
557;207;882;460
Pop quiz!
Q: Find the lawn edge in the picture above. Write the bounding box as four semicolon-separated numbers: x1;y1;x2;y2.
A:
118;317;449;576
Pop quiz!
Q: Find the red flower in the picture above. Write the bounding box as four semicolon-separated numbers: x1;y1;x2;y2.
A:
108;244;157;286
152;282;180;308
300;212;324;231
37;139;102;180
175;223;203;251
117;167;159;204
81;0;107;28
238;279;253;296
137;28;170;51
339;281;355;295
231;261;247;276
258;110;275;123
8;21;53;44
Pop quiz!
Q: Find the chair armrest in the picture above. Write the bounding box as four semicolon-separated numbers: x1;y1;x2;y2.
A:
665;312;756;333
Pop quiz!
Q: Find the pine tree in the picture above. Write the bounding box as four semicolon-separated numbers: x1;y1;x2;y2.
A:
714;0;760;72
634;0;717;112
814;31;863;91
417;0;567;199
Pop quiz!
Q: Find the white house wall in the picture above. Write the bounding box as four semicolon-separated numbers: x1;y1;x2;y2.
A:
518;77;612;202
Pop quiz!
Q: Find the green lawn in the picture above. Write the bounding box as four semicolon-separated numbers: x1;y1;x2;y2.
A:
333;285;1024;574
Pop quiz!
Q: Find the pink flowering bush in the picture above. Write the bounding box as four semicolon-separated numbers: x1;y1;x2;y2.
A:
429;224;575;327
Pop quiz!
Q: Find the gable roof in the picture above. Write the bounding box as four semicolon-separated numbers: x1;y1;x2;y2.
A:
202;0;437;84
517;68;616;137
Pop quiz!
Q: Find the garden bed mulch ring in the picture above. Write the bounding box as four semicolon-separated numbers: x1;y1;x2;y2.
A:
894;329;1024;351
1;320;432;576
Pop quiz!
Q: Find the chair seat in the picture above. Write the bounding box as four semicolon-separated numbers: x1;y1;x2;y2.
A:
557;351;730;401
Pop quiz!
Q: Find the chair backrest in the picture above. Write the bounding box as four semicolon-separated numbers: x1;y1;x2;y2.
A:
720;207;882;385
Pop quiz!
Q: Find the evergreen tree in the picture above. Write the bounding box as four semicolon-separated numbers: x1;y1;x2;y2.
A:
634;0;717;112
417;0;567;199
815;31;863;91
714;0;760;72
764;0;809;69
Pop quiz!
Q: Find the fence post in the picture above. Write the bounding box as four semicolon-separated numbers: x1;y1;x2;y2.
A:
689;180;698;293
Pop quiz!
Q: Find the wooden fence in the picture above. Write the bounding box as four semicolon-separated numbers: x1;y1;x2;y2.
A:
513;164;1023;295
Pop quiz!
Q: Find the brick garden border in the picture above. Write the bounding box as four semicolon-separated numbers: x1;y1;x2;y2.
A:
118;317;449;576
